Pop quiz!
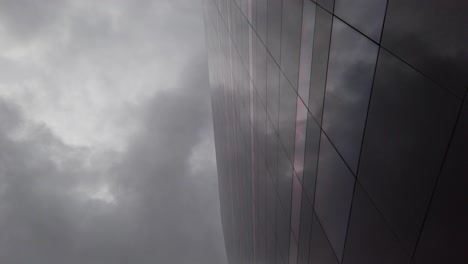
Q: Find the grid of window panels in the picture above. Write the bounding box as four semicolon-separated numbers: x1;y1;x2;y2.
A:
203;0;468;263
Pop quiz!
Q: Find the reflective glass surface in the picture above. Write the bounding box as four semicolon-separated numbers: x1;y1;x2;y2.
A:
334;0;387;42
297;1;316;104
343;184;411;264
358;49;461;253
322;18;378;174
267;0;282;63
255;35;267;106
413;94;468;264
266;52;280;131
314;132;355;262
297;193;313;264
308;6;332;124
266;118;278;184
301;112;321;205
256;0;267;43
277;144;293;214
204;0;468;262
265;170;277;264
280;0;303;90
309;213;339;264
279;73;298;162
317;0;334;14
275;197;290;264
382;0;468;98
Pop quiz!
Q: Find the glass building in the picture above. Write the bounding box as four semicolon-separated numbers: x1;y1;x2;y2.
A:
203;0;467;263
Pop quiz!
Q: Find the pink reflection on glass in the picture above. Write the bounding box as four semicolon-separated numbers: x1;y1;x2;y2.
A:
293;99;308;180
297;1;317;105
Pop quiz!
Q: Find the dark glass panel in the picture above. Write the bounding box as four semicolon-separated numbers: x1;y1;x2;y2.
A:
256;0;268;44
275;198;290;264
314;133;355;262
267;0;282;63
288;232;299;264
343;184;411;264
266;51;280;132
266;118;278;184
358;49;461;253
302;112;320;206
322;18;378;174
279;73;297;162
297;193;313;264
290;172;302;239
317;0;334;13
277;144;293;214
309;213;339;264
265;170;277;264
413;94;468;264
382;0;468;98
280;0;303;90
334;0;387;42
308;6;332;124
297;1;317;104
255;32;267;107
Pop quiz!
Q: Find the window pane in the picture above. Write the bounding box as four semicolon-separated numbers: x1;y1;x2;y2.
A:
381;0;468;98
314;133;355;262
280;0;303;90
358;49;461;253
413;94;468;264
308;6;332;125
309;212;339;264
322;18;378;174
343;183;411;264
334;0;387;42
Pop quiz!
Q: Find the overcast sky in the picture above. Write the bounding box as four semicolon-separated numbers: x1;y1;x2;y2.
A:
0;0;227;263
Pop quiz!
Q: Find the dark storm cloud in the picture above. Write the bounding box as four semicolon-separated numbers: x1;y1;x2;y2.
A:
0;0;226;263
0;55;226;264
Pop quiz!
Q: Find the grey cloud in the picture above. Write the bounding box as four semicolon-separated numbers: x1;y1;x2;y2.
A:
0;54;226;264
0;0;68;41
0;0;227;262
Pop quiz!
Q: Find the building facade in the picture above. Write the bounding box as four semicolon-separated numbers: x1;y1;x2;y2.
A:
203;0;468;263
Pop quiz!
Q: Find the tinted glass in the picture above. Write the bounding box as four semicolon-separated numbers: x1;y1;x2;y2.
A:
308;6;332;124
297;1;317;104
279;73;297;162
266;118;278;184
334;0;387;42
256;94;267;173
309;213;339;264
265;170;277;264
317;0;334;13
256;0;268;43
297;192;313;264
358;49;461;253
288;232;299;264
280;0;303;90
302;112;321;206
293;99;308;182
266;52;280;132
343;183;411;264
381;0;468;98
314;132;355;262
267;0;282;63
413;94;468;264
322;18;378;174
255;35;267;106
277;144;293;214
276;198;290;264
